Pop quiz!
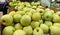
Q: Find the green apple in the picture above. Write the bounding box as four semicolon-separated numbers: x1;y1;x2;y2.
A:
38;6;44;9
50;26;60;35
23;7;32;12
1;15;13;26
12;0;17;2
26;12;32;17
23;26;33;35
35;1;40;6
9;2;15;7
25;2;31;8
14;23;22;30
30;9;36;14
13;30;26;35
9;11;16;17
32;12;41;21
44;21;52;27
55;11;60;15
31;2;35;6
39;20;43;25
43;11;53;21
32;6;36;9
53;14;60;23
45;8;50;12
31;21;40;29
2;26;15;35
40;24;49;33
33;27;44;35
17;6;24;11
16;11;25;15
36;8;44;16
53;23;60;28
13;14;21;22
20;15;31;26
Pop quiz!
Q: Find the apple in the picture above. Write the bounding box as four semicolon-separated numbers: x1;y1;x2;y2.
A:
39;20;43;25
17;6;24;11
53;13;60;23
31;2;35;6
20;15;31;26
32;12;41;21
36;8;44;16
43;11;53;21
13;14;21;22
13;30;26;35
33;27;44;35
53;23;60;28
14;23;22;30
44;21;52;27
30;9;36;14
31;21;40;29
32;6;36;9
38;6;44;9
35;1;40;6
2;26;15;35
25;2;31;8
9;2;15;7
16;11;25;16
26;12;32;17
9;11;16;17
40;24;49;33
1;15;13;26
23;26;33;35
23;7;32;12
50;26;60;35
12;0;17;2
44;8;50;12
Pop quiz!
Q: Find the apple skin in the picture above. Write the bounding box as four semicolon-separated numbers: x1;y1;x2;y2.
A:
14;23;23;30
13;14;21;23
16;11;25;16
2;26;15;35
40;24;49;33
20;15;31;26
26;12;32;17
44;21;52;27
9;11;16;17
43;11;53;21
39;20;43;25
13;30;26;35
31;21;40;29
1;15;13;26
33;27;44;35
44;8;50;12
32;12;41;21
53;23;60;28
23;26;33;35
36;8;44;16
53;14;60;23
38;6;44;9
50;26;60;35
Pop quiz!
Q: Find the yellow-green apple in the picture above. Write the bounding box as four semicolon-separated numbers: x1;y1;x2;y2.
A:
31;21;40;29
23;26;33;35
40;24;49;33
20;15;31;26
2;26;15;35
33;27;44;35
1;15;13;26
14;23;22;30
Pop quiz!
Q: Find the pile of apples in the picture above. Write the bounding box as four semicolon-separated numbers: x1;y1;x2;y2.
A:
1;0;60;35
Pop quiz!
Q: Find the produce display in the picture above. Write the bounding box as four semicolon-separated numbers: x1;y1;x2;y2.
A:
1;0;60;35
